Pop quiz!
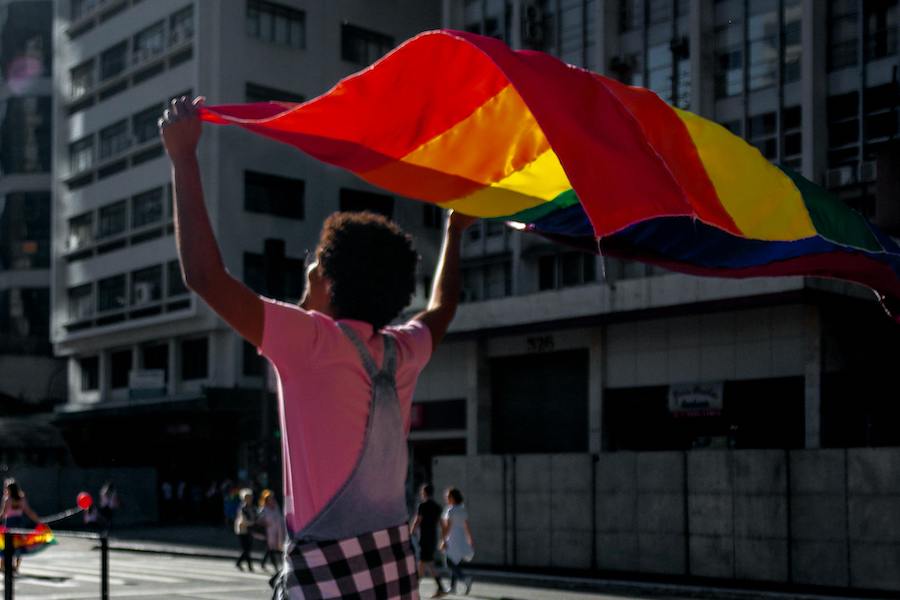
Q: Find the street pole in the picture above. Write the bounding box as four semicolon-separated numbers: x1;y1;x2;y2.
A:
3;531;13;600
100;534;109;600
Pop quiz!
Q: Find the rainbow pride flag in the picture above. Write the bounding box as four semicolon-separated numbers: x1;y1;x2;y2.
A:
200;29;900;319
0;524;57;555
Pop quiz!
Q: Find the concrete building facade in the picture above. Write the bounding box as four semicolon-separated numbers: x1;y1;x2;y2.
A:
0;0;66;418
412;0;900;477
51;0;443;480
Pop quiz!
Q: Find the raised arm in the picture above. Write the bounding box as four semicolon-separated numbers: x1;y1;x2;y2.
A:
23;499;41;524
414;211;476;351
160;96;264;346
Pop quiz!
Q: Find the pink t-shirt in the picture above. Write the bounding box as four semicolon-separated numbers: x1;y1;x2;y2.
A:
258;298;432;534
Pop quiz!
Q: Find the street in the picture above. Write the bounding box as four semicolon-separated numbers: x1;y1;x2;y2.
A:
1;538;886;600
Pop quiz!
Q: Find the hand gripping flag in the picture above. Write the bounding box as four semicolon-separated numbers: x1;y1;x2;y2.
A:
200;29;900;320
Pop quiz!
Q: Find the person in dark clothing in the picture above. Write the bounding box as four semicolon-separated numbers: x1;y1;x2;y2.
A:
410;483;445;597
233;489;256;571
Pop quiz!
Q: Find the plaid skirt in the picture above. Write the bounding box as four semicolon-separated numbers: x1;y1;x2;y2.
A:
274;524;419;600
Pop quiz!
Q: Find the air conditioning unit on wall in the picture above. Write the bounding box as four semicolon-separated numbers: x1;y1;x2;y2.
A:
133;282;154;305
859;160;878;183
825;165;856;189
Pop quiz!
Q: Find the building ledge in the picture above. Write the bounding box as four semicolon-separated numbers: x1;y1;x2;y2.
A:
447;274;874;335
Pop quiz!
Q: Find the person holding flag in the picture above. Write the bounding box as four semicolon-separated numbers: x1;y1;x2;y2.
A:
160;96;474;599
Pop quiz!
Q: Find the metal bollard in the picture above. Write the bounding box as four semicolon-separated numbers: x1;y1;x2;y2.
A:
3;531;13;600
100;534;109;600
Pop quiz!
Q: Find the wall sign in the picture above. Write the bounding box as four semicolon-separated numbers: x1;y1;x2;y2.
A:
668;381;723;418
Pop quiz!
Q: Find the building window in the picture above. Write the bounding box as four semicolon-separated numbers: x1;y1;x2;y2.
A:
133;20;165;64
100;41;128;81
464;261;512;301
0;192;50;270
97;201;127;239
141;342;169;382
246;0;305;48
133;104;162;145
2;1;52;76
131;265;163;306
341;24;394;65
620;0;644;31
98;274;127;313
747;5;778;91
68;212;94;252
243;340;264;376
181;337;208;380
70;60;95;100
0;97;52;174
748;112;778;160
169;5;194;46
99;119;131;160
827;91;860;169
783;0;802;83
69;136;94;173
72;0;100;21
423;204;442;229
715;22;743;97
865;0;898;60
538;252;596;290
167;260;188;297
245;82;303;103
829;0;859;70
339;188;394;218
244;171;305;219
243;252;305;300
647;43;673;102
79;356;99;391
648;0;674;24
68;284;94;321
782;106;803;169
865;84;900;162
132;187;164;228
110;349;132;389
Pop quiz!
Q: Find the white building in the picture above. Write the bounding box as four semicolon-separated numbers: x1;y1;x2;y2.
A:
51;0;442;477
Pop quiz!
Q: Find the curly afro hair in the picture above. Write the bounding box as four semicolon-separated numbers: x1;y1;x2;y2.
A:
317;211;418;330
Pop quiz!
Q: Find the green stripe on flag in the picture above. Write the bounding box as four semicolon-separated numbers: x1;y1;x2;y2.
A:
778;166;882;252
486;188;581;223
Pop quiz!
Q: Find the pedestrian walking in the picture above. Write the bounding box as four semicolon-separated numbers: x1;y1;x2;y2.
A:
161;95;473;599
440;488;474;596
98;482;119;531
1;479;44;574
410;483;445;598
233;488;256;571
257;489;286;583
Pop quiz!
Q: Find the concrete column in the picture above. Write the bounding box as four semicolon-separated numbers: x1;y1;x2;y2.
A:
99;349;110;401
167;338;177;396
690;0;715;117
594;0;612;74
442;0;461;29
469;338;492;455
801;0;827;183
588;326;604;453
509;0;522;49
804;305;822;449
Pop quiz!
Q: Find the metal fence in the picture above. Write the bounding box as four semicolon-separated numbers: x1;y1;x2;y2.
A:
2;529;109;600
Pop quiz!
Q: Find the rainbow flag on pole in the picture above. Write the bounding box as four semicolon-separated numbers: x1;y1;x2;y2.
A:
0;524;57;555
200;29;900;319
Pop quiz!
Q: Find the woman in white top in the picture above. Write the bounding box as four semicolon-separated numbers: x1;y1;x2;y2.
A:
439;487;474;596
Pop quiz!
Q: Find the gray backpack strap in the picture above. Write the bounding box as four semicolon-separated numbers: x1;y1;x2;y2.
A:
337;323;379;378
381;335;397;379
